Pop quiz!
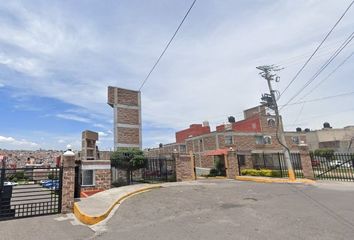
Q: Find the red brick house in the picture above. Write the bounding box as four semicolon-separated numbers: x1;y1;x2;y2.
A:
146;105;306;175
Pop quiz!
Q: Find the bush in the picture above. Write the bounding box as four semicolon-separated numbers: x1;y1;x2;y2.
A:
241;169;281;178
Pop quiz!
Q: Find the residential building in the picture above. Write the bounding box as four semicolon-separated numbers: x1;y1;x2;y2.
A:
146;105;306;174
304;123;354;153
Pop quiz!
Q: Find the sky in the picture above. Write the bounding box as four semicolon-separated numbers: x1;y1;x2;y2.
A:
0;0;353;151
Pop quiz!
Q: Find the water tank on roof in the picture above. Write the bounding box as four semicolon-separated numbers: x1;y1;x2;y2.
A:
159;143;163;148
323;122;332;129
228;116;236;123
296;127;302;132
304;128;310;132
203;121;209;127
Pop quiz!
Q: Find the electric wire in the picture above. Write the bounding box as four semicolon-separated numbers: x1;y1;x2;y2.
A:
279;0;354;98
280;31;354;110
138;0;197;91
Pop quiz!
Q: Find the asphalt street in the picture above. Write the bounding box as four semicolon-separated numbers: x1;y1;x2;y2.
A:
1;180;354;240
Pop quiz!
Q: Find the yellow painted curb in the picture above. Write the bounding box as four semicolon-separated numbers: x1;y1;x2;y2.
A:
73;185;162;225
235;176;315;184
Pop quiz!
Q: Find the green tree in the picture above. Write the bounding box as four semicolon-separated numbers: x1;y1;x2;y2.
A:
110;148;147;185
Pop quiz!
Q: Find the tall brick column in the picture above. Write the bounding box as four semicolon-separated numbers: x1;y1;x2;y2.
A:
61;150;76;213
226;150;239;179
299;144;315;180
174;152;196;181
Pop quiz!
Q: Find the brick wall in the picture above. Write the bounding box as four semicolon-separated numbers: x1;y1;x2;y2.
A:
117;108;139;125
175;154;195;181
108;86;141;149
81;169;111;192
117;127;140;145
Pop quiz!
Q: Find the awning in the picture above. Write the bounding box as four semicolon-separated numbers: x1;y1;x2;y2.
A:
203;149;228;156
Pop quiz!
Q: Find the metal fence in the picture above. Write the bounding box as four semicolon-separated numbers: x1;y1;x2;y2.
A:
0;164;62;221
249;152;304;178
132;157;176;183
311;152;354;181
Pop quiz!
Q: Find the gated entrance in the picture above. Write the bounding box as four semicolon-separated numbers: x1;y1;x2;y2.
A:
311;152;354;181
132;157;176;183
238;152;304;178
0;160;62;221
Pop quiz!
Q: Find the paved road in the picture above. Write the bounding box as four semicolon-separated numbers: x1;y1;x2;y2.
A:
1;180;354;240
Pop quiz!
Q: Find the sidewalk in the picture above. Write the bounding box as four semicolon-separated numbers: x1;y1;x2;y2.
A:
235;175;315;184
74;184;162;225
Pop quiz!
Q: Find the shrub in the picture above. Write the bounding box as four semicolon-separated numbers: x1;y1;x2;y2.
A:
208;168;218;177
112;178;128;187
241;169;282;178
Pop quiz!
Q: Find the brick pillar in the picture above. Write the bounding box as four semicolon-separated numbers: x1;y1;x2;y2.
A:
299;145;315;180
174;152;196;181
226;150;239;179
61;153;76;213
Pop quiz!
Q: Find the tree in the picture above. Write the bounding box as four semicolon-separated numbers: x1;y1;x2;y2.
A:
110;148;147;185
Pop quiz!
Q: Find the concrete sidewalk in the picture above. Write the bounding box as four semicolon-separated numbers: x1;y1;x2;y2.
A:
74;184;162;225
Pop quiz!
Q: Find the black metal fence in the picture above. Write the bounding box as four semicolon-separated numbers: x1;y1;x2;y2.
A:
132;157;176;183
311;152;354;181
0;164;62;221
248;152;304;178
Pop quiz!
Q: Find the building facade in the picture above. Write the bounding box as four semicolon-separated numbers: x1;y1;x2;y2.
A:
305;123;354;153
146;105;306;175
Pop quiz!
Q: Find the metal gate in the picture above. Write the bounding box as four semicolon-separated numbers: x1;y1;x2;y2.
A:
238;152;304;178
132;157;176;183
311;152;354;181
0;162;62;221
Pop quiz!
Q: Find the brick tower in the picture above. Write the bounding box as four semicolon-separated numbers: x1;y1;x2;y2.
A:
107;86;142;150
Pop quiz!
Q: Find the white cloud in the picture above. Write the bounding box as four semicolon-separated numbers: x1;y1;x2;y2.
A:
98;131;108;137
0;135;39;150
0;0;353;149
55;113;91;123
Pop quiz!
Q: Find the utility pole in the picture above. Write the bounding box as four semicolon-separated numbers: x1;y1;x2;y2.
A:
257;65;295;181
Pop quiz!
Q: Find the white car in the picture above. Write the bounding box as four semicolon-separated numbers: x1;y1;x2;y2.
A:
329;160;351;168
4;181;18;186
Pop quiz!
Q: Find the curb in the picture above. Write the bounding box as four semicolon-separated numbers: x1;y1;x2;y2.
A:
73;185;162;225
235;176;315;184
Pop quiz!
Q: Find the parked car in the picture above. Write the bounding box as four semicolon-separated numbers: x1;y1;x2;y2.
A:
329;160;352;168
42;180;59;188
4;181;18;186
311;159;320;167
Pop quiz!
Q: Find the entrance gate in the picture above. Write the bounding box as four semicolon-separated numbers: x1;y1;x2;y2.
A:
0;161;62;221
311;152;354;181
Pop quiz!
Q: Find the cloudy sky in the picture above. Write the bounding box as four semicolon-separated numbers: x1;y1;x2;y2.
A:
0;0;353;151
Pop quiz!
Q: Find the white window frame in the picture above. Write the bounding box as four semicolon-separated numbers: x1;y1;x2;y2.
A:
81;169;95;186
225;135;233;145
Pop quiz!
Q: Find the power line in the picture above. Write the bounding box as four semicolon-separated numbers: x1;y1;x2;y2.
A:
280;31;354;110
279;0;354;98
296;51;354;101
138;0;197;91
282;91;354;107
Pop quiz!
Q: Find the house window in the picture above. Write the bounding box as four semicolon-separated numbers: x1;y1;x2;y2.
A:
237;155;246;166
225;135;233;145
255;136;264;144
255;136;272;144
291;136;300;144
82;170;95;186
180;145;186;153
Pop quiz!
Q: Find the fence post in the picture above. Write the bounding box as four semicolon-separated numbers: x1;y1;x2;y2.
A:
298;144;315;180
61;148;76;213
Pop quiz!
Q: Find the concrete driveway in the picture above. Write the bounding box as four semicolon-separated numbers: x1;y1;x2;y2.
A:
1;180;354;240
